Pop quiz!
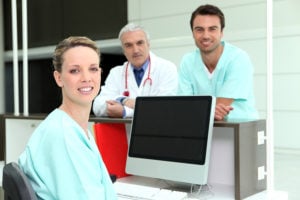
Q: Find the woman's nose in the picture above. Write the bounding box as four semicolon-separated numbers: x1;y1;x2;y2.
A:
81;70;91;82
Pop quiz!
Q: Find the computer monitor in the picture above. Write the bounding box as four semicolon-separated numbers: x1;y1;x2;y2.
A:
126;96;216;185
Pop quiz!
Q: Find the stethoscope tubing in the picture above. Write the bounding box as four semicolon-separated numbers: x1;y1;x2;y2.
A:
123;57;152;96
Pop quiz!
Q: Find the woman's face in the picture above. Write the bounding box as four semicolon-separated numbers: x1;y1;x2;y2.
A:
54;46;101;108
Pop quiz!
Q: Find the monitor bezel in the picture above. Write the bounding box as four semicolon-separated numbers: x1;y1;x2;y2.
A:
126;95;216;185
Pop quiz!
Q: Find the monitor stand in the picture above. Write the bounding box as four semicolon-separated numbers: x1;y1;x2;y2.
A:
160;180;214;199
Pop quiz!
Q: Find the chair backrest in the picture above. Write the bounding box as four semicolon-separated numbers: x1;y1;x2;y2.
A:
94;123;129;178
2;162;37;200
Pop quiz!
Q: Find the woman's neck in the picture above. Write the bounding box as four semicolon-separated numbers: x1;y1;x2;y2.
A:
59;103;91;136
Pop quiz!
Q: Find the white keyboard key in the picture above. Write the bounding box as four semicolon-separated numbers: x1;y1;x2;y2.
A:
169;190;188;200
153;189;173;200
114;182;160;199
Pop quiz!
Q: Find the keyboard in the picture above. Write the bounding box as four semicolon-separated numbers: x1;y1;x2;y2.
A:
114;182;188;200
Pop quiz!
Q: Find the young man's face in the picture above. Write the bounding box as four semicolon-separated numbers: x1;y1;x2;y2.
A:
192;15;223;54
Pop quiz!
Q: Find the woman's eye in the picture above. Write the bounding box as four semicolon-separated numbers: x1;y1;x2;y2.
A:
90;67;99;72
70;69;79;74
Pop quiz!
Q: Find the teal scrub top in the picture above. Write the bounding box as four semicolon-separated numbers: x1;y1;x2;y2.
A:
178;41;258;120
19;109;117;200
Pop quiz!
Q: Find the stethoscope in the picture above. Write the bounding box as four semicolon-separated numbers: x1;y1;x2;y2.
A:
123;57;152;97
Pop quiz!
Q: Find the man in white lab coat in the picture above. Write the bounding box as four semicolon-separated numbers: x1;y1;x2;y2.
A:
93;23;178;118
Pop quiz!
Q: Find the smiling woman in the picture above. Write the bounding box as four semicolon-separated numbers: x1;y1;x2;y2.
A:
17;36;118;200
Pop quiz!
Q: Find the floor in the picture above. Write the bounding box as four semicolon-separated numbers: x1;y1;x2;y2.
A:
274;153;300;200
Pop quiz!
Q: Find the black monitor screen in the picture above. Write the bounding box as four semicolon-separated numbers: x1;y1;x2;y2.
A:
128;96;214;165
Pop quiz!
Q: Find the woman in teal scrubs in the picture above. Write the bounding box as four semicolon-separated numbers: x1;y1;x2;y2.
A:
19;36;117;200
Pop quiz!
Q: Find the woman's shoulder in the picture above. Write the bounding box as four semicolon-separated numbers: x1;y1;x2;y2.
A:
25;109;66;147
34;109;70;135
42;109;65;125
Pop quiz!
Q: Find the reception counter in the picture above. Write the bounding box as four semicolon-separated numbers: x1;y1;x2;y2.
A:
0;114;267;199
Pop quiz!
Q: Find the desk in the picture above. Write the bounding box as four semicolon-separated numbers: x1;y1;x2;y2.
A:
1;115;267;199
116;176;286;200
210;120;267;199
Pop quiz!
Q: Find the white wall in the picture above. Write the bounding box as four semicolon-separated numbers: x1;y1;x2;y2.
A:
127;0;300;152
273;0;300;152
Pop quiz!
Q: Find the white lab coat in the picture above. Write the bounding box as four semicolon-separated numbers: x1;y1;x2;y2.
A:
93;52;178;117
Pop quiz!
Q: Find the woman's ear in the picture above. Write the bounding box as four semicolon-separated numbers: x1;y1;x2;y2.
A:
53;70;63;87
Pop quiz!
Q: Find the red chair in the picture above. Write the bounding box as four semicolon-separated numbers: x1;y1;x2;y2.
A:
93;123;129;178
